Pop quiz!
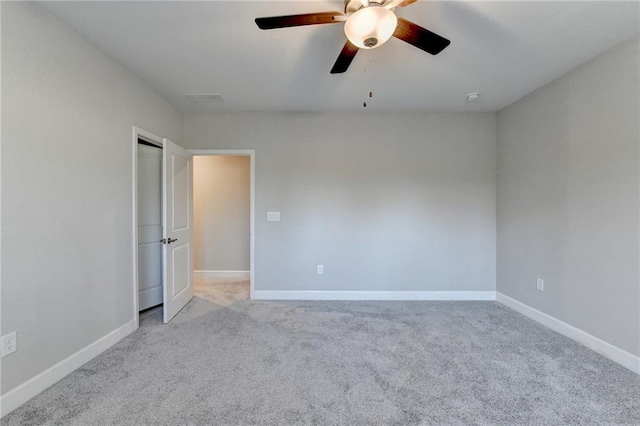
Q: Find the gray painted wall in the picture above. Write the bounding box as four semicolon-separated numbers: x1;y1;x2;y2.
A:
193;156;250;271
184;112;497;292
497;35;640;356
1;2;183;394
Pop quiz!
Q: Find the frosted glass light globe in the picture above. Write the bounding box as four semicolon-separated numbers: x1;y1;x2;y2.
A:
344;6;398;49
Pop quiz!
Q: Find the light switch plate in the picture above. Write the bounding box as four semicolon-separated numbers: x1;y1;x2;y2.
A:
267;211;280;222
536;278;544;292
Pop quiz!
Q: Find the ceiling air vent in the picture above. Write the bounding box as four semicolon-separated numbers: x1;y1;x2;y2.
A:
186;93;226;103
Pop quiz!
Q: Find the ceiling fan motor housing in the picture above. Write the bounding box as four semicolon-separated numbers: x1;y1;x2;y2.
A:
345;0;390;15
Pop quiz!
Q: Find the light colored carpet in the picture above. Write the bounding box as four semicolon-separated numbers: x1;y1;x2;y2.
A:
2;282;639;425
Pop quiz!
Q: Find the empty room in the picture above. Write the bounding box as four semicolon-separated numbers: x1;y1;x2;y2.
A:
1;1;639;425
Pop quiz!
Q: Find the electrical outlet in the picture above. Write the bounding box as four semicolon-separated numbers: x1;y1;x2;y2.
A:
317;265;324;275
536;278;544;292
2;332;17;357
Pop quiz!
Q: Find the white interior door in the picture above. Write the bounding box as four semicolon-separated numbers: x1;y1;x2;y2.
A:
162;138;193;323
137;144;163;310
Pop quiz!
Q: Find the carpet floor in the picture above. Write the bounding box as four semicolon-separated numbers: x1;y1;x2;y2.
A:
2;281;639;425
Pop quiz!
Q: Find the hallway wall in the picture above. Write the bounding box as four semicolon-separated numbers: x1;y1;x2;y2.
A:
193;156;250;272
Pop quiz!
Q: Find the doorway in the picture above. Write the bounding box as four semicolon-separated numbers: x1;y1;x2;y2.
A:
132;136;255;328
190;150;255;301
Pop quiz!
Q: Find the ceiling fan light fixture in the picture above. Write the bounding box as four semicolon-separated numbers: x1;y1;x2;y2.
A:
344;6;398;49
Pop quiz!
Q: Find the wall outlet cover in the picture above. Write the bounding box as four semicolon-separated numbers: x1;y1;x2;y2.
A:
2;332;17;357
317;265;324;275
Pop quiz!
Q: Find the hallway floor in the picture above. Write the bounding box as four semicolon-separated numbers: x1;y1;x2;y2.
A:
193;275;250;307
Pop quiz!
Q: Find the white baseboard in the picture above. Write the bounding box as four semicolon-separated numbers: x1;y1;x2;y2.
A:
252;290;496;301
0;318;137;418
496;292;640;374
194;270;250;279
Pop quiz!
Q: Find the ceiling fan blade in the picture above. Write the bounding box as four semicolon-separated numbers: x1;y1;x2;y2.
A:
255;12;344;30
392;17;450;55
330;40;359;74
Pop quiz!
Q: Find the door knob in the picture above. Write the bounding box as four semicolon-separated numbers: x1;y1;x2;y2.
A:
161;238;178;244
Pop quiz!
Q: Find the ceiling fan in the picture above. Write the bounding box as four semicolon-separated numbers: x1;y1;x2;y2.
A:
255;0;450;74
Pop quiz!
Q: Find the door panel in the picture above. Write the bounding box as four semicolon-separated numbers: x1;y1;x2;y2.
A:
171;154;190;230
162;138;193;323
137;144;163;311
139;243;162;290
172;244;190;296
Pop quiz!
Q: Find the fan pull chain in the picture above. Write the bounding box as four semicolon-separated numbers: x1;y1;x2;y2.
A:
363;91;373;108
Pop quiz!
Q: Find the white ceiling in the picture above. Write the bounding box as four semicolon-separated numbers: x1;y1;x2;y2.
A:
41;1;639;112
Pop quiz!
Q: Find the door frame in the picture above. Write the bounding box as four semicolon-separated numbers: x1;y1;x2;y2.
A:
131;126;163;329
188;149;256;299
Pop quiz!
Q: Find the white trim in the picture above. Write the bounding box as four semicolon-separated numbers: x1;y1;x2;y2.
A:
0;319;137;418
252;290;496;301
135;127;163;147
0;6;3;416
496;292;640;374
187;149;255;299
132;127;163;328
188;149;250;156
194;270;250;279
249;152;255;300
